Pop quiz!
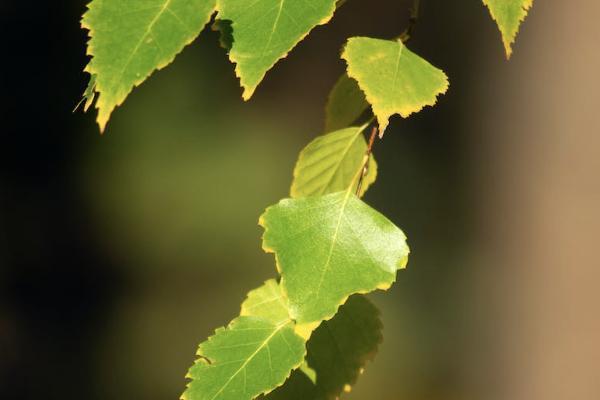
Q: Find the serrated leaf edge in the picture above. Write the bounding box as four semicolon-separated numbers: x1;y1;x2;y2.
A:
341;37;449;134
216;0;338;100
81;0;217;132
483;0;534;58
182;317;307;400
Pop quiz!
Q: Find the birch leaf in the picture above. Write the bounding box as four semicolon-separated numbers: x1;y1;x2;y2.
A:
82;0;216;131
217;0;338;100
483;0;533;58
240;279;290;326
262;295;383;399
290;126;377;199
324;74;369;132
342;37;448;134
183;317;306;400
260;191;409;324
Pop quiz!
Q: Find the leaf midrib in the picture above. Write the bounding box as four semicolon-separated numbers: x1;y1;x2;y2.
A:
209;322;288;400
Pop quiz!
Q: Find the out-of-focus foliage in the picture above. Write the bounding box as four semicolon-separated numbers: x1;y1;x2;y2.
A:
324;74;369;132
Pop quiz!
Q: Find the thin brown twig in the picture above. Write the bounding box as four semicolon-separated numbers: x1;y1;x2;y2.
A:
398;0;421;43
355;125;379;196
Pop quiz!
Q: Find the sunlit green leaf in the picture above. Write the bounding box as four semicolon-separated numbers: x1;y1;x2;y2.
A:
260;191;409;324
342;37;449;134
240;279;290;326
183;316;306;400
290;126;377;199
483;0;533;58
324;74;369;132
217;0;338;100
82;0;216;131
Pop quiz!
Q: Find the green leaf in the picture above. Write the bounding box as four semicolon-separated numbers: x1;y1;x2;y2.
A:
263;295;383;399
324;74;369;132
82;0;217;131
217;0;338;100
260;191;409;324
183;316;306;400
260;369;317;400
304;295;382;398
483;0;533;58
342;37;449;134
290;126;377;199
240;279;290;326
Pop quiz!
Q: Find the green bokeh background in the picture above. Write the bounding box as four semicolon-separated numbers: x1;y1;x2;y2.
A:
3;1;599;400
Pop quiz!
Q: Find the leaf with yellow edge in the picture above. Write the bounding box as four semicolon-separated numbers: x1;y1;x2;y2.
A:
260;190;409;325
342;37;449;135
82;0;217;131
240;279;290;326
217;0;338;100
290;125;377;199
183;316;306;400
483;0;533;58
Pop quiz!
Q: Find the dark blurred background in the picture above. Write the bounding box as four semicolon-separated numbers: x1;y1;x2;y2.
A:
1;1;599;399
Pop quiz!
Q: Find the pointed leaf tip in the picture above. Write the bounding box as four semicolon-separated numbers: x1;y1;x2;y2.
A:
82;0;217;131
217;0;338;99
342;37;448;133
483;0;534;58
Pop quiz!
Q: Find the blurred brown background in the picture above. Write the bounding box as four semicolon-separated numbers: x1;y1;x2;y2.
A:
1;1;599;399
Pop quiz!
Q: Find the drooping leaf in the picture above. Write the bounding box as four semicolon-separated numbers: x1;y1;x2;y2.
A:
342;37;449;134
305;295;382;398
290;126;377;199
483;0;533;58
217;0;338;100
183;316;306;400
260;191;409;324
324;74;369;132
82;0;217;131
260;369;317;400
263;295;383;399
240;279;290;326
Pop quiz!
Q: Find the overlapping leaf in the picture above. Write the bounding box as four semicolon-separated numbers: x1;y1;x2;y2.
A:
82;0;217;131
240;279;290;326
342;37;449;134
483;0;533;58
324;74;369;132
217;0;338;100
263;295;383;399
290;126;377;198
260;191;409;324
183;316;306;400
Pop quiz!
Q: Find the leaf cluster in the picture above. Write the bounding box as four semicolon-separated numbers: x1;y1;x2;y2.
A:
78;1;535;399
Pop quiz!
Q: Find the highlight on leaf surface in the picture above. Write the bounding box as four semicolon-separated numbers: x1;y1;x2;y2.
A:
183;316;306;400
260;191;410;325
82;0;217;131
217;0;338;100
324;74;370;132
240;279;290;326
290;125;377;199
483;0;533;58
342;37;449;135
262;295;382;399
